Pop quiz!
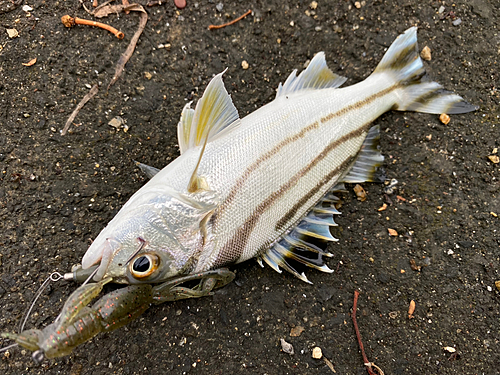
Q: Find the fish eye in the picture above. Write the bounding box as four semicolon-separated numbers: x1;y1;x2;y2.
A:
129;254;159;279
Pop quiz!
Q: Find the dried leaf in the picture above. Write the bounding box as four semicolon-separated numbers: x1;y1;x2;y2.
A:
93;3;144;18
409;259;421;272
388;228;398;236
290;325;304;337
408;300;416;319
353;184;367;201
22;58;37;67
439;113;450;125
488;155;499;164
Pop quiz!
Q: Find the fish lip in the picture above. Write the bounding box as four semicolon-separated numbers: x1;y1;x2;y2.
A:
90;238;122;281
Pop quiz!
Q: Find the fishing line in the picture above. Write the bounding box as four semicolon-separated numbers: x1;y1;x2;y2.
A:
0;343;19;354
18;271;64;334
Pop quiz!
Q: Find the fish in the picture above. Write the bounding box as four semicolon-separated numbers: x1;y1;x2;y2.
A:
2;27;477;359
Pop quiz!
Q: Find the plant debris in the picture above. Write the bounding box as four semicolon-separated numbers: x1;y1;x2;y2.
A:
353;184;367;201
387;228;398;236
22;58;37;66
209;9;252;30
408;300;416;319
488;155;499;164
409;259;421;271
439;113;450;125
61;84;99;135
289;325;304;337
377;203;388;211
61;15;124;39
351;291;385;375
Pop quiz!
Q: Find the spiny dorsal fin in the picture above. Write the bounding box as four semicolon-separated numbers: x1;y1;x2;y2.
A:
177;103;195;154
276;52;347;99
342;125;385;183
178;70;240;153
178;70;240;192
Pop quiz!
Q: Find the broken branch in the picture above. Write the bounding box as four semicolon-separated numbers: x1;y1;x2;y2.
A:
209;9;252;30
61;15;124;39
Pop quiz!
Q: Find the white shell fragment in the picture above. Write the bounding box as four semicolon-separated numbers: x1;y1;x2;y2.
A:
443;346;456;353
7;29;19;38
312;346;323;359
280;339;294;355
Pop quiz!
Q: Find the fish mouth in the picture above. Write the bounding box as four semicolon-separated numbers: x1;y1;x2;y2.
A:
81;238;122;281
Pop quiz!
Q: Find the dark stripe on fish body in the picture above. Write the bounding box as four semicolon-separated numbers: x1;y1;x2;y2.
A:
275;119;375;232
215;84;399;265
223;84;399;211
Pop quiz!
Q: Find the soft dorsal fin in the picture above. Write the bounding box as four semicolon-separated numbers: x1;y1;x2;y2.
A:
276;52;347;99
178;70;240;192
177;70;240;153
342;125;385;183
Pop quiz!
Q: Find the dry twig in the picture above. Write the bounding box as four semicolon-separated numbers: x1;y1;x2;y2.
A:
209;9;252;30
351;291;385;375
104;4;147;89
61;84;99;135
61;14;124;39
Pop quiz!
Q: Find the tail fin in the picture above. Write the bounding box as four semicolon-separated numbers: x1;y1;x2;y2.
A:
373;27;478;114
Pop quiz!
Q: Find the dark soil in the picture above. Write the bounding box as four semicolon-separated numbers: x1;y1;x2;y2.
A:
1;1;499;374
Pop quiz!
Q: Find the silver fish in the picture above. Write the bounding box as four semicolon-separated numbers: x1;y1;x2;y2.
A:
2;27;477;359
81;27;476;285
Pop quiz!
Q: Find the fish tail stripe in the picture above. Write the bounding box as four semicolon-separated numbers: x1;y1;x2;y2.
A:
373;27;477;114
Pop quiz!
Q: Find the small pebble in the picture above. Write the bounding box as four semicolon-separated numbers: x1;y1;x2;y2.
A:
420;46;431;61
174;0;186;9
452;18;462;26
216;3;223;12
354;1;361;8
241;60;249;70
310;1;318;10
312;346;322;359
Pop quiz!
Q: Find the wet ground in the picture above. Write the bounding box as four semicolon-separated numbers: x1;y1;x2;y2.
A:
1;0;499;374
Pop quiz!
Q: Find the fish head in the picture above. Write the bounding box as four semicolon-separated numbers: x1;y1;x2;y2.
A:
81;187;217;284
